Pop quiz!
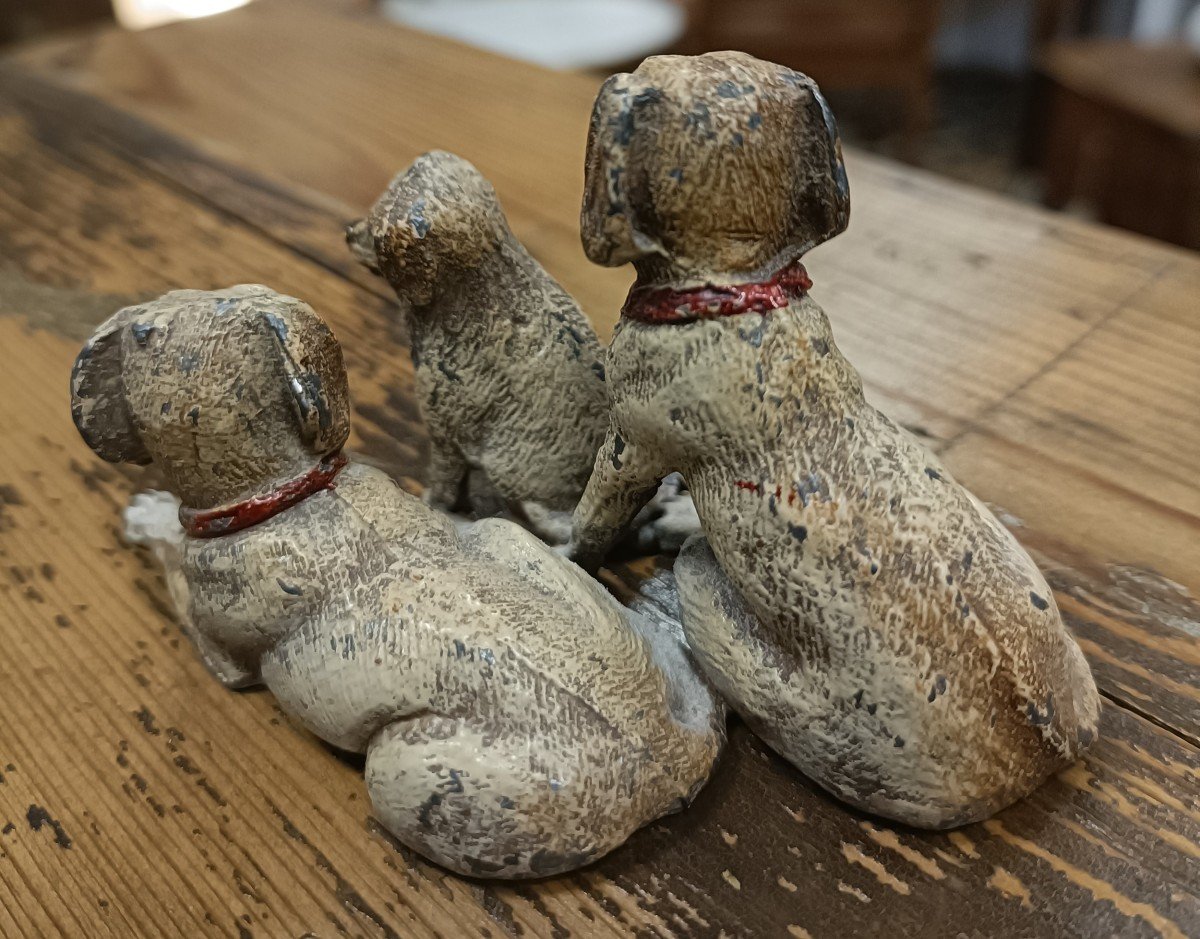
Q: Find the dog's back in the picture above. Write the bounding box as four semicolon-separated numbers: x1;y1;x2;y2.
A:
406;244;608;509
180;462;454;671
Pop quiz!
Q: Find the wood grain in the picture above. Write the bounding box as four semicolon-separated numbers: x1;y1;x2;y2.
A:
0;5;1197;936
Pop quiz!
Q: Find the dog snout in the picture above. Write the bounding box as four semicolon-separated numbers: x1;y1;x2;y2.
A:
345;218;380;274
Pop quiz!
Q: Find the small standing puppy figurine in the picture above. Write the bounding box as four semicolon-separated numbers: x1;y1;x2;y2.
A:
569;52;1100;828
347;151;608;542
71;286;723;878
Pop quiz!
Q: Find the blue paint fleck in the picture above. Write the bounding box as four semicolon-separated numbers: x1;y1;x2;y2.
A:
409;198;431;238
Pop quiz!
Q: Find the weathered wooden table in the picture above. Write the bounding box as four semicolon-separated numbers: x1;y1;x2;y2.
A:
0;2;1197;936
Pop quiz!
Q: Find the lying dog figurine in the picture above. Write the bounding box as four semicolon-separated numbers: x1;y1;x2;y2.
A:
71;285;723;878
569;52;1100;828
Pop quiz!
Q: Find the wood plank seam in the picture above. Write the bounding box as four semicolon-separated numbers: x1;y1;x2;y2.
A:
1095;687;1200;750
936;256;1180;456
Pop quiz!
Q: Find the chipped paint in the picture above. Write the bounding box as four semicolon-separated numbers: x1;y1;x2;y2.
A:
987;865;1033;908
840;843;910;896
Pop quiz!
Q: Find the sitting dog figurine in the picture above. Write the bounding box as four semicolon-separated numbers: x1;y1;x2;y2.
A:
569;52;1100;828
347;150;699;549
346;151;608;543
70;285;723;878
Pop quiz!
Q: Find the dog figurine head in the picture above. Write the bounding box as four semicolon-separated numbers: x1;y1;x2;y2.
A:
346;151;510;308
71;285;351;509
582;51;849;283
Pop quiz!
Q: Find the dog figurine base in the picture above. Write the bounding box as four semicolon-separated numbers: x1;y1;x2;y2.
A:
71;285;724;878
568;52;1100;828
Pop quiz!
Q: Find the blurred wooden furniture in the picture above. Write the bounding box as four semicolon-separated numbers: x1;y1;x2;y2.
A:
1022;0;1111;167
0;0;112;46
1031;0;1106;48
0;1;1197;935
1039;40;1200;249
680;0;942;153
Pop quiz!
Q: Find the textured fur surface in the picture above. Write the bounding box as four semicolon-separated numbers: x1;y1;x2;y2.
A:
569;52;1100;827
72;286;724;878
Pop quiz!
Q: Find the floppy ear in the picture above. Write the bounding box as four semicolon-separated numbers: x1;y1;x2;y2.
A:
581;73;667;267
260;305;352;456
792;77;851;252
70;308;151;465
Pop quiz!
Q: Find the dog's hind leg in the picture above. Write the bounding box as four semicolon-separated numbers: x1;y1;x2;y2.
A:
675;535;770;694
365;712;634;879
674;535;819;762
675;537;993;827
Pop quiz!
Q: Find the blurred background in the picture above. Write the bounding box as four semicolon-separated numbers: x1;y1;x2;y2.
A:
3;0;1197;250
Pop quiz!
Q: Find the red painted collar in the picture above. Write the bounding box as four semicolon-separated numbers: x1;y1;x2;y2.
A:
180;451;349;538
622;260;812;325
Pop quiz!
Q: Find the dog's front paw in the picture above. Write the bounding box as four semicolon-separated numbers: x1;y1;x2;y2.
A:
635;475;701;555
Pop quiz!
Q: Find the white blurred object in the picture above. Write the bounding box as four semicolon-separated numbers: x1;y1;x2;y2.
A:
379;0;685;70
113;0;251;30
1185;3;1200;57
1131;0;1189;40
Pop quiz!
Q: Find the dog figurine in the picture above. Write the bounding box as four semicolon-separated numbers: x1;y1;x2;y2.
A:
347;150;699;549
71;285;723;878
568;52;1100;828
346;151;608;543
